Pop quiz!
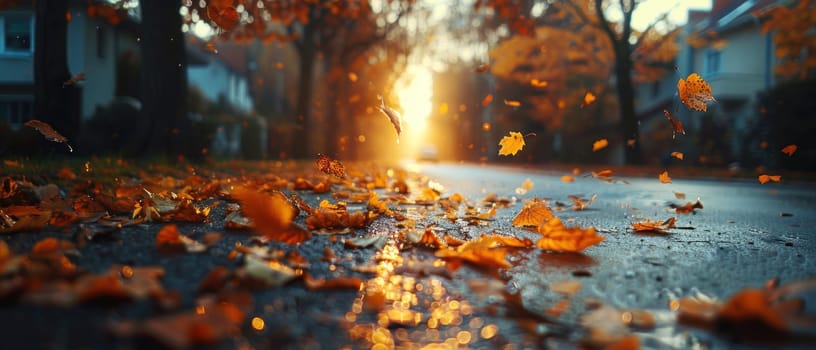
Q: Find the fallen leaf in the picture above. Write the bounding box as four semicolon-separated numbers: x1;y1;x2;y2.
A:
436;234;532;270
551;280;582;296
303;274;363;291
678;73;716;112
239;255;298;287
24;120;73;152
758;174;781;184
674;191;686;200
512;198;553;227
664;110;686;138
631;217;676;233
659;171;672;184
536;217;604;252
498;131;526;156
561;175;575;183
232;187;309;244
405;228;447;248
781;144;797;156
671;151;684;160
344;234;388;250
592;139;608;152
316;153;346;178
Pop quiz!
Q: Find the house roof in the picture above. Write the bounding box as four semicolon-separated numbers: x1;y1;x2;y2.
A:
697;0;780;33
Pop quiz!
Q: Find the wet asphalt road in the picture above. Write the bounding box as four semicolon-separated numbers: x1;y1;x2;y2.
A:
1;162;815;349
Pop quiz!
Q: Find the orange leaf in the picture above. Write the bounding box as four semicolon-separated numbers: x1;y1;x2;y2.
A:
24;120;73;152
561;175;575;183
582;91;596;106
663;110;686;138
316;153;346;178
481;93;494;107
512;199;553;227
156;224;182;248
671;151;684;160
568;194;596;211
207;5;239;31
474;63;490;73
678;73;716;112
671;199;704;214
530;78;548;88
536;217;604;252
504;99;521;107
781;144;797;156
498;131;526;156
435;234;532;270
303;274;363;291
232;187;309;244
631;217;676;233
659;171;672;184
592;139;608;152
758;174;782;184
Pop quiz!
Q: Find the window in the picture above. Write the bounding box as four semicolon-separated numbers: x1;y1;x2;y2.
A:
97;26;107;59
0;98;34;126
705;49;721;75
1;14;33;53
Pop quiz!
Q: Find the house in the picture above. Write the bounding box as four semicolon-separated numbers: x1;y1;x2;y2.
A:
186;37;259;157
635;0;779;165
0;1;142;128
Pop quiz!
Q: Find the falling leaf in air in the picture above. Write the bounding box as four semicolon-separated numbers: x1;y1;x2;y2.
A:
63;72;85;86
568;194;597;211
536;217;603;253
664;110;686;139
561;175;575;183
512;198;553;227
231;187;310;244
24;120;73;152
498;131;526;156
671;151;684;160
670;198;704;214
481;93;494;107
592;139;608;152
781;145;797;156
474;63;490;73
347;72;358;82
530;78;548;88
377;96;403;141
504;99;521;107
514;178;534;195
582;91;596;107
316;153;346;178
659;171;672;184
631;217;676;233
758;174;781;184
678;73;716;112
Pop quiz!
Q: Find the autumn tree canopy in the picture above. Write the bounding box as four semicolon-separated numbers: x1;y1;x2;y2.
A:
477;0;679;164
759;0;816;80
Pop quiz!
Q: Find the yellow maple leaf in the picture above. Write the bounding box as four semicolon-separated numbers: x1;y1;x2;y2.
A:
512;199;553;227
498;131;526;156
536;217;604;252
678;73;716;112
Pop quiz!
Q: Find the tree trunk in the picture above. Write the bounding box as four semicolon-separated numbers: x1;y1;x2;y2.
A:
614;45;643;164
34;0;80;142
138;0;188;158
292;42;316;159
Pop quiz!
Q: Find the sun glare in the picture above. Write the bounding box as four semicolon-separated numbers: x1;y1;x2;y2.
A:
395;65;433;134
